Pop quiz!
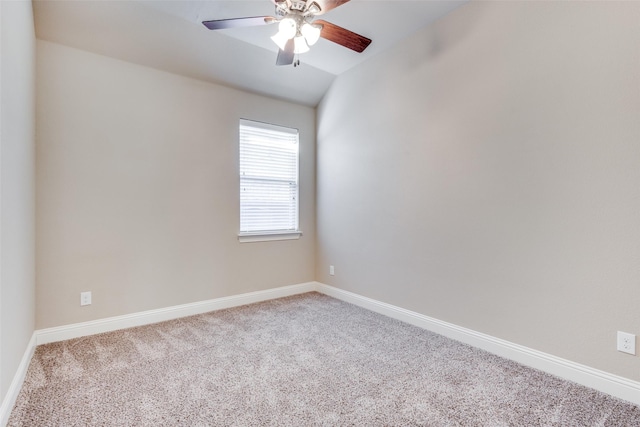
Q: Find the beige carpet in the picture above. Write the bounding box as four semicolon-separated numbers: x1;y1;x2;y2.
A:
8;292;640;426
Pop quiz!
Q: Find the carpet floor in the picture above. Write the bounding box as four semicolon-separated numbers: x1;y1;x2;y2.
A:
8;292;640;426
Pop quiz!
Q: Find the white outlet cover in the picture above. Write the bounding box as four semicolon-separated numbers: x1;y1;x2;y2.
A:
617;331;636;355
80;291;92;306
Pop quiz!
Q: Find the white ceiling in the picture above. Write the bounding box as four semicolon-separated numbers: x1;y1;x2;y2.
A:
33;0;467;107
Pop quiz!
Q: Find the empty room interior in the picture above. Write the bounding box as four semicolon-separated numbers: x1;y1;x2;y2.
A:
2;0;640;424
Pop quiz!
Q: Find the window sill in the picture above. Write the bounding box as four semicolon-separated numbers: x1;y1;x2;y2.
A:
238;231;302;243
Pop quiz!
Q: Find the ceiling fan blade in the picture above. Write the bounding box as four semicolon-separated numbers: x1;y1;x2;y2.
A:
276;38;295;66
313;0;351;15
314;20;371;53
202;16;275;30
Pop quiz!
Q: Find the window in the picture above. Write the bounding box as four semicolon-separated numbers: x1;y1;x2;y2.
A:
239;119;300;242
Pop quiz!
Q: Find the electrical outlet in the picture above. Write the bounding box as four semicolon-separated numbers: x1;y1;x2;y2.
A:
80;291;92;306
329;265;335;276
617;331;636;355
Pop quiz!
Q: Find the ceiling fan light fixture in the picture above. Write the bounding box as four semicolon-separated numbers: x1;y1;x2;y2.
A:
301;23;321;46
293;35;310;54
270;31;290;51
271;17;297;50
278;17;297;39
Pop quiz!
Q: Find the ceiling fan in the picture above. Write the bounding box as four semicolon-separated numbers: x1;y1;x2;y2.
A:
202;0;372;67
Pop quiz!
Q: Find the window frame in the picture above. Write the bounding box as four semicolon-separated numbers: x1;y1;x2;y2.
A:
238;119;302;243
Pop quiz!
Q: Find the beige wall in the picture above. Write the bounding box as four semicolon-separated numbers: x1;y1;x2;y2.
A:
317;1;640;381
36;41;316;329
0;0;36;400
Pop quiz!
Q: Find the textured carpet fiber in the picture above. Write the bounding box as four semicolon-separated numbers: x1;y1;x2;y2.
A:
9;292;640;426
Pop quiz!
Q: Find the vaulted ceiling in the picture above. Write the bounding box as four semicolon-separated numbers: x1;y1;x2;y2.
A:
33;0;466;106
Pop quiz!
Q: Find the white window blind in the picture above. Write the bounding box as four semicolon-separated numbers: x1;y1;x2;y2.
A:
239;119;299;235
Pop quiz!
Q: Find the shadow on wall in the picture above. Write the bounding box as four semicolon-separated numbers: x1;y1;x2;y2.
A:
412;2;486;68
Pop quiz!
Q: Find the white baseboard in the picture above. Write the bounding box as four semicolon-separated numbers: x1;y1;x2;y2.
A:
36;282;317;345
0;282;316;425
0;333;36;427
315;283;640;406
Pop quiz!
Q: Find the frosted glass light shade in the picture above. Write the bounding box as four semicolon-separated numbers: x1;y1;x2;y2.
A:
301;23;321;46
271;18;297;50
271;31;290;50
278;18;297;39
293;36;309;54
